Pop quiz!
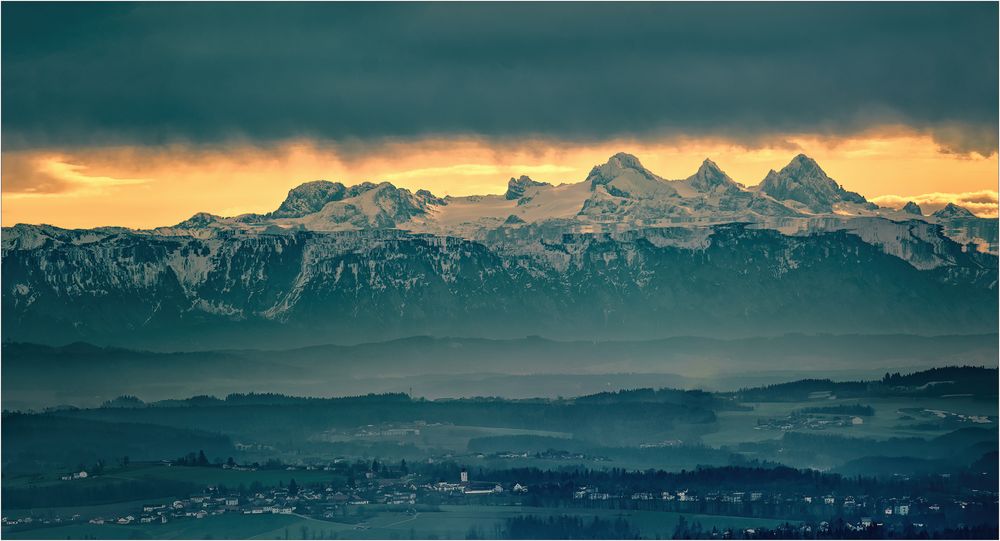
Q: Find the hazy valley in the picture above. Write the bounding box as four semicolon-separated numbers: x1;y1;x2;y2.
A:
3;153;997;540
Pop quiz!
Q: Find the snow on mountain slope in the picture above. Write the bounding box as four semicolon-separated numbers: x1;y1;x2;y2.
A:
576;154;801;224
4;222;995;349
5;152;995;265
284;182;438;230
763;217;959;270
586;152;679;200
757;154;873;213
404;179;594;237
137;152;991;254
504;175;552;200
510;181;595;221
684;159;742;194
4;145;997;349
270;180;350;218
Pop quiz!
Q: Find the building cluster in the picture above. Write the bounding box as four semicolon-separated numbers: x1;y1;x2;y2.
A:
84;491;300;527
427;468;529;496
638;439;684;449
317;421;433;442
2;465;994;536
0;514;81;528
755;414;865;431
477;449;607;462
2;467;535;532
569;484;982;527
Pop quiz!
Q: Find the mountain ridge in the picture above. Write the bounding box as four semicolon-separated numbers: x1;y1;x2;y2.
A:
2;152;996;350
186;153;985;239
5;153;990;239
3;221;996;349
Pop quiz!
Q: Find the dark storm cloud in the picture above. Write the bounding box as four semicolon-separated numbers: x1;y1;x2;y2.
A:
2;2;997;154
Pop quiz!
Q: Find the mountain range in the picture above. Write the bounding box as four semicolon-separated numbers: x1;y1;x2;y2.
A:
2;153;996;349
126;152;992;242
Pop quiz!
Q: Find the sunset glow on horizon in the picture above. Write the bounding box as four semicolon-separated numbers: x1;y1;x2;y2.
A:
5;3;996;229
3;132;997;229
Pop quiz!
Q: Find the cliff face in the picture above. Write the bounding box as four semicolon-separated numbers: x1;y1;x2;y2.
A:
3;223;995;349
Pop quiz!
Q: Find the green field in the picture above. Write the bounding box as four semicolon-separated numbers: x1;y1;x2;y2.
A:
2;497;177;522
419;425;572;452
319;425;572;453
3;513;343;540
3;504;788;540
2;464;340;524
107;464;338;487
702;395;998;448
4;464;339;492
348;505;786;540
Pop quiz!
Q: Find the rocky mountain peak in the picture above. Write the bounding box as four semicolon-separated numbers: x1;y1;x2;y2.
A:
505;175;551;200
583;153;675;201
270;180;347;218
932;202;977;219
758;154;867;212
688;158;739;193
587;153;657;188
173;212;222;228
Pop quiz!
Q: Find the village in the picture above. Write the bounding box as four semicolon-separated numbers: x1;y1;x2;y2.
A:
3;460;992;538
753;413;866;432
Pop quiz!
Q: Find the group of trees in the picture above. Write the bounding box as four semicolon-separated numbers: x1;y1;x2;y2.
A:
407;461;997;529
52;390;720;449
420;463;850;495
174;450;211;466
797;404;875;417
3;479;200;509
738;520;998;540
2;414;234;478
730;367;996;403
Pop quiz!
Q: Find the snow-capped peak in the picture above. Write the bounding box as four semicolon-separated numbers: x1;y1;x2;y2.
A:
775;154;830;186
292;181;436;230
607;152;645;170
271;180;348;218
90;152;992;257
687;158;739;193
758;154;868;213
586;153;657;188
584;152;676;200
787;153;820;171
932;202;977;219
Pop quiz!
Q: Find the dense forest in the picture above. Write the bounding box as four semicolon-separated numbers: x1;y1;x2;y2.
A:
15;394;718;448
731;367;997;402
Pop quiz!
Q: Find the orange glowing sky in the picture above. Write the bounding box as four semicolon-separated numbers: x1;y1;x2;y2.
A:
2;132;998;229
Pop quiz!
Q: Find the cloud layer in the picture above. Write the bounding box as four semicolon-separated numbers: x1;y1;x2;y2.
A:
3;3;997;154
870;191;999;218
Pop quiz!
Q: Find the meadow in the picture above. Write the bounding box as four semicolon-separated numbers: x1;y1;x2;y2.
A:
702;395;997;448
3;504;789;540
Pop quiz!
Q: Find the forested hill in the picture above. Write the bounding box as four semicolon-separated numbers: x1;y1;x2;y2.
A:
729;366;998;402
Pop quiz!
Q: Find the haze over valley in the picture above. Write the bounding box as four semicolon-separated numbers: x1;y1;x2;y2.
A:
3;3;997;539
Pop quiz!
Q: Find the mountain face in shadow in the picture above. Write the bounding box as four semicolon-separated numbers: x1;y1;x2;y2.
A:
2;154;996;349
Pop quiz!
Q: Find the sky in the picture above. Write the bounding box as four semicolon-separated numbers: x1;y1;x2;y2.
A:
2;2;998;228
